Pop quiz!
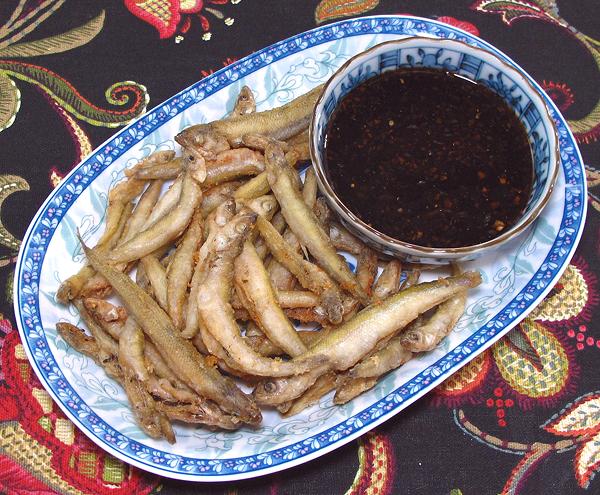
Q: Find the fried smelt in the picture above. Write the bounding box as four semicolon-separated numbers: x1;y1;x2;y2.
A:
56;322;119;385
191;332;208;354
254;368;325;407
283;307;329;325
328;222;364;255
233;172;271;201
254;272;482;405
313;196;333;227
56;152;173;304
80;237;261;425
245;321;264;337
140;255;168;310
400;269;421;291
146;376;194;402
144;340;180;383
234;241;307;357
245;331;323;357
197;210;321;377
277;290;319;308
286;128;309;147
73;299;119;356
122;374;176;443
309;273;478;371
177;84;323;147
182;200;236;339
161;248;176;268
108;161;203;264
231;85;256;117
333;376;377;405
133;158;182;180
176;126;230;161
242;194;279;223
143;174;184;229
79;272;115;301
135;260;150;292
373;260;402;301
256;215;343;324
56;266;96;304
57;199;135;303
241;134;288;152
56;321;174;443
232;146;306;201
118;317;148;382
82;300;192;396
82;297;127;325
84;298;183;386
204;148;265;188
97;176;146;250
261;211;296;291
82;299;125;346
273;167;318;285
155;400;240;430
266;212;297;291
283;371;337;417
339;246;378;322
268;260;296;291
301;166;318;209
56;322;100;357
124;150;176;179
356;247;378;298
264;143;369;305
122;180;164;243
400;288;467;352
348;336;413;379
287;140;310;162
254;236;269;260
200;181;242;218
77;202;135;300
199;321;243;373
166;209;203;330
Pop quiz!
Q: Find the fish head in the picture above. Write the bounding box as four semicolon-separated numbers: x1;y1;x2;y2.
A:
145;150;176;165
181;147;207;183
253;377;289;404
214;209;257;253
264;142;289;183
213;198;237;227
176;125;229;159
243;194;278;218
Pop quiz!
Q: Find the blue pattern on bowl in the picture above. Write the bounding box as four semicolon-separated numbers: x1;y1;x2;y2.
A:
315;42;555;231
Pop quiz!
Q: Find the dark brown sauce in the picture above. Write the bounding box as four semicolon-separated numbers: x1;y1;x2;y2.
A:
324;68;533;248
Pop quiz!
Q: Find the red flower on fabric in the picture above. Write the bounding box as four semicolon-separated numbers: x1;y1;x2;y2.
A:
542;80;575;112
0;321;157;495
124;0;232;39
0;454;61;495
200;56;239;78
436;16;480;36
544;392;600;488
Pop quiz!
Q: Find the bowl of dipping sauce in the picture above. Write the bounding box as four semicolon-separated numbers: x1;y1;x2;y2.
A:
310;37;559;263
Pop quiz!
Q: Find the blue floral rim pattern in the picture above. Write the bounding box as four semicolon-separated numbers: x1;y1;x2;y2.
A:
14;16;586;480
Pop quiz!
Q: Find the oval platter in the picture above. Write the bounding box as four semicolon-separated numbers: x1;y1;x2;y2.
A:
14;16;586;481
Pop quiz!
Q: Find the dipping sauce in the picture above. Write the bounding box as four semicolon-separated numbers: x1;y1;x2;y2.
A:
324;68;533;248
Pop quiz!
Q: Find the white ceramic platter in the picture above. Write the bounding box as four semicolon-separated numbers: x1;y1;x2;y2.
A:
14;16;586;481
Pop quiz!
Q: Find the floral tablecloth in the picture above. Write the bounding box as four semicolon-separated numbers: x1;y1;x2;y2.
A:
1;1;599;494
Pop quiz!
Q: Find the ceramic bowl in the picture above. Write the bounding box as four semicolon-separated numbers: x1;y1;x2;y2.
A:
310;37;559;263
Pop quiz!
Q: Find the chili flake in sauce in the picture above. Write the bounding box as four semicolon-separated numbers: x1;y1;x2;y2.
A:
323;68;533;248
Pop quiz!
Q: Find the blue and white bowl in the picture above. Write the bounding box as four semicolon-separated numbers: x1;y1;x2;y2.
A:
310;37;560;263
